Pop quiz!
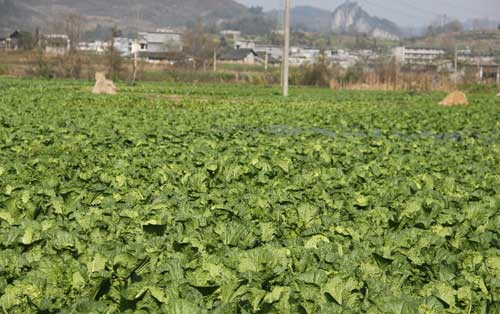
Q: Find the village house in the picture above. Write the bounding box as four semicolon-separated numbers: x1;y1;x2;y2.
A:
113;37;132;56
464;62;500;83
137;51;188;64
219;48;258;65
44;34;70;55
253;44;283;60
328;49;359;69
78;41;109;54
234;40;256;50
138;29;183;54
459;52;497;65
255;51;280;67
0;30;23;51
288;47;321;66
220;30;241;41
0;33;9;50
77;38;132;56
393;46;446;65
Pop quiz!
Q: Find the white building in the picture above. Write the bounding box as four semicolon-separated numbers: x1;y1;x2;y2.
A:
328;49;359;69
77;37;141;56
113;37;132;56
138;29;183;53
254;44;283;60
44;34;70;55
393;47;446;64
234;40;255;50
219;48;257;65
295;48;320;59
220;30;241;40
459;54;496;65
78;41;113;54
0;30;22;51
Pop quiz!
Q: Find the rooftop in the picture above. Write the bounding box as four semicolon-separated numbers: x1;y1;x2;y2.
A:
220;49;257;61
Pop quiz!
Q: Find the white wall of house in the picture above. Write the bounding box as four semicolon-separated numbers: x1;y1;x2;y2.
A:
44;34;70;55
393;46;445;64
254;45;282;59
113;37;132;56
220;30;241;40
328;50;359;69
45;46;66;55
244;53;255;64
0;39;8;50
138;31;182;53
234;40;255;50
78;41;109;54
221;53;256;65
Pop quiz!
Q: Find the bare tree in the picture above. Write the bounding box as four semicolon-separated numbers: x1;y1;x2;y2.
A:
426;19;464;36
108;26;123;80
183;20;219;69
63;12;84;53
300;50;332;87
374;57;399;86
56;12;85;78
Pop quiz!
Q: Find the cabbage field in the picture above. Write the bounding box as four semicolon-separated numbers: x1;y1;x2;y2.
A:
0;78;499;314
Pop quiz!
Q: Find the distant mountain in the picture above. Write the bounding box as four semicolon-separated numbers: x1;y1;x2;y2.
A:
269;6;332;33
0;0;248;33
331;1;401;40
463;18;500;31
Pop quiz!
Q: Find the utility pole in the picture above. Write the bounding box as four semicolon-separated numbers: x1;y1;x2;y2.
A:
264;52;268;72
213;50;217;72
282;0;291;97
454;45;458;86
131;41;139;85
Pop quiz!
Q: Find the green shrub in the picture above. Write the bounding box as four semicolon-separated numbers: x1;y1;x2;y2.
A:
459;83;498;94
0;64;9;75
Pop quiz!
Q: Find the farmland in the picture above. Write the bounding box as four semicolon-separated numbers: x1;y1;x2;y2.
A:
0;78;499;313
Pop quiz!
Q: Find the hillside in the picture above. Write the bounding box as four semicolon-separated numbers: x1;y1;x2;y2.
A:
0;0;248;32
268;6;333;33
405;30;500;53
331;1;401;40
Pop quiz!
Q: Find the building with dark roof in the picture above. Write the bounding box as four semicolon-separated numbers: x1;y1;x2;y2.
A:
255;51;280;66
219;48;257;64
0;30;22;51
138;51;189;64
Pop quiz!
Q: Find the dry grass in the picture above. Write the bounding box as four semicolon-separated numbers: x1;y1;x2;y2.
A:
92;72;117;95
439;91;469;106
330;72;457;92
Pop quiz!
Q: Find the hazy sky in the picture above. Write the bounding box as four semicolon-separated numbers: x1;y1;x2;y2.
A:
235;0;500;27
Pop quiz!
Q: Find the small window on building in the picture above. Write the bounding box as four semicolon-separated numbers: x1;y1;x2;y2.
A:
141;44;147;50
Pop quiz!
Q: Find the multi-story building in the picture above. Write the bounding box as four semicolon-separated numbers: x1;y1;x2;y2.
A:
393;46;446;64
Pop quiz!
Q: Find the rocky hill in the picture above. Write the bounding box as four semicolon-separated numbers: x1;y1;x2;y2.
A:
0;0;248;32
268;6;333;33
331;1;401;40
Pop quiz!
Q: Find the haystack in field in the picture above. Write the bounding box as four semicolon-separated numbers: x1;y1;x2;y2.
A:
439;91;468;106
92;72;117;95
